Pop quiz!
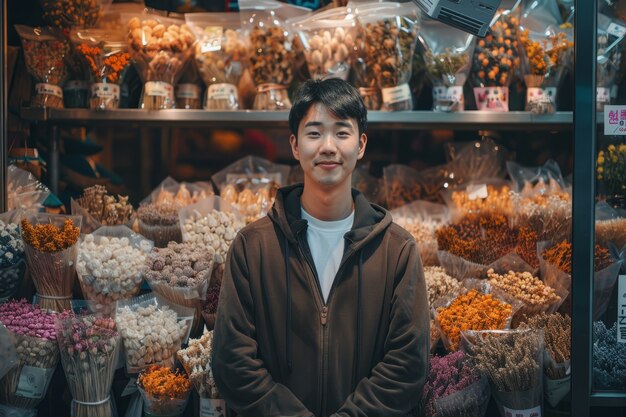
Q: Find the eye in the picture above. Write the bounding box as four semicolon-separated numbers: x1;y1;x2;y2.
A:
306;131;321;138
337;131;350;138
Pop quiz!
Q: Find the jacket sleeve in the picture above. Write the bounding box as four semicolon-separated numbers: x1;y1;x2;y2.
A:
332;240;430;417
211;233;315;417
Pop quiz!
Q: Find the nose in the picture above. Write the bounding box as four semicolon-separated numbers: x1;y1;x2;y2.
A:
319;132;337;154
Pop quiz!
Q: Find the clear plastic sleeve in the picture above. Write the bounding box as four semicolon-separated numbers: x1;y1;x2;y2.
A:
186;13;247;111
77;226;153;316
353;2;420;111
56;314;120;417
446;137;509;185
519;0;574;114
289;7;356;81
115;293;194;374
382;164;425;210
15;25;70;109
461;329;544;417
0;210;26;303
6;165;51;212
0;324;17;380
507;159;566;193
124;12;196;109
21;213;82;312
470;0;522;111
40;0;112;29
138;386;190;417
597;13;626;111
595;201;626;249
391;201;449;266
420;19;474;112
0;332;59;411
239;0;309;110
441;179;512;222
71;29;131;110
71;185;135;234
433;375;490;417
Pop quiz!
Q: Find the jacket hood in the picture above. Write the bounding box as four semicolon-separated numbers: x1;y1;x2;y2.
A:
268;183;392;249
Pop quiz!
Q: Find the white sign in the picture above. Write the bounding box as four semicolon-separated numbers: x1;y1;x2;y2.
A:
603;105;626;135
15;366;55;399
467;184;488;200
608;22;626;38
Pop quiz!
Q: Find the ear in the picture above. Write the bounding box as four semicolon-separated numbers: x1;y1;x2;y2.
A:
289;134;300;161
357;133;367;160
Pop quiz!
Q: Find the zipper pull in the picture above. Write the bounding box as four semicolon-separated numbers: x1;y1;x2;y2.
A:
321;306;328;326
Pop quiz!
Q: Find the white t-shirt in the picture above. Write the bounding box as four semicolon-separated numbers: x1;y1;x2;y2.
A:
301;208;354;303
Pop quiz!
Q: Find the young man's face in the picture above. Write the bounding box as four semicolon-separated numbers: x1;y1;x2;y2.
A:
290;103;367;191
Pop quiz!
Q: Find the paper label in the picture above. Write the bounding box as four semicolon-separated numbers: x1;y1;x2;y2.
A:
603;105;626;135
65;80;89;91
200;27;223;53
121;378;137;396
381;83;411;105
207;83;237;101
35;83;63;99
597;87;610;104
608;22;626;38
503;405;541;417
618;275;626;343
92;83;120;99
432;86;464;111
200;398;226;417
527;87;557;105
184;289;200;300
145;81;174;99
176;84;201;99
15;365;55;399
467;184;488;200
474;87;509;111
544;375;571;407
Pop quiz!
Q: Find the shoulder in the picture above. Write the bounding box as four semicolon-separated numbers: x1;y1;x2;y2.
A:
234;215;277;244
386;222;416;246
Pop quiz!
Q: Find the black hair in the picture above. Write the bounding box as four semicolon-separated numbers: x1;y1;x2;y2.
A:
288;78;367;138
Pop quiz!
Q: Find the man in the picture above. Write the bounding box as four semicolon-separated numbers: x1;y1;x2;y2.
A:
212;78;429;417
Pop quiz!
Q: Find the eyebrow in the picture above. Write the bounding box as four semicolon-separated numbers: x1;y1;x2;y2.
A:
303;121;355;129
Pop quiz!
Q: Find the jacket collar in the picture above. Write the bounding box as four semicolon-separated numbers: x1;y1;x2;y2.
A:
268;183;391;250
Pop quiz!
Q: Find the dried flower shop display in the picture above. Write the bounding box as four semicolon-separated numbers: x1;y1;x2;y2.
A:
542;240;613;275
6;165;51;212
593;321;626;389
0;212;26;303
420;18;473;112
186;13;248;110
72;185;134;233
177;330;219;399
486;268;563;326
470;6;521;111
510;189;572;243
446;183;512;221
0;300;68;414
145;241;215;336
597;143;626;197
383;165;425;209
462;329;543;415
353;2;420;111
126;14;195;109
137;202;183;248
77;227;152;315
239;0;307;110
519;312;571;407
436;213;539;278
56;315;120;417
71;30;131;110
21;214;82;312
138;365;191;417
15;25;70;109
424;267;460;306
421;351;490;417
596;218;626;250
434;289;513;351
115;293;193;373
291;7;356;81
41;0;109;29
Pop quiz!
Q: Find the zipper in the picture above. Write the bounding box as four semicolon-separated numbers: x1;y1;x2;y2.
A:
320;306;328;325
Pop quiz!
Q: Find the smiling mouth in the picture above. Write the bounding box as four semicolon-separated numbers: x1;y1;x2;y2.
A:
315;161;341;166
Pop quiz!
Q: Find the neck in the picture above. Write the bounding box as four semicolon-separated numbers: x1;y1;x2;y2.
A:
301;181;354;221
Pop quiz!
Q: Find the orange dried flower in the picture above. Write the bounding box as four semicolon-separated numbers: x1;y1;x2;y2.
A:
436;289;512;351
76;43;130;83
138;366;191;400
21;218;80;252
542;240;613;274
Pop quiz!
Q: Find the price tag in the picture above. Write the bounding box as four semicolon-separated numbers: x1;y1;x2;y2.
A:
618;275;626;343
208;83;237;101
15;366;55;399
381;83;411;105
200;398;226;417
608;22;626;38
92;83;120;99
604;105;626;135
467;184;488;200
503;405;541;417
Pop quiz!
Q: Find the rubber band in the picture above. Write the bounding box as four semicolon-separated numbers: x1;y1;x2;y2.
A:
35;293;71;300
72;396;111;406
